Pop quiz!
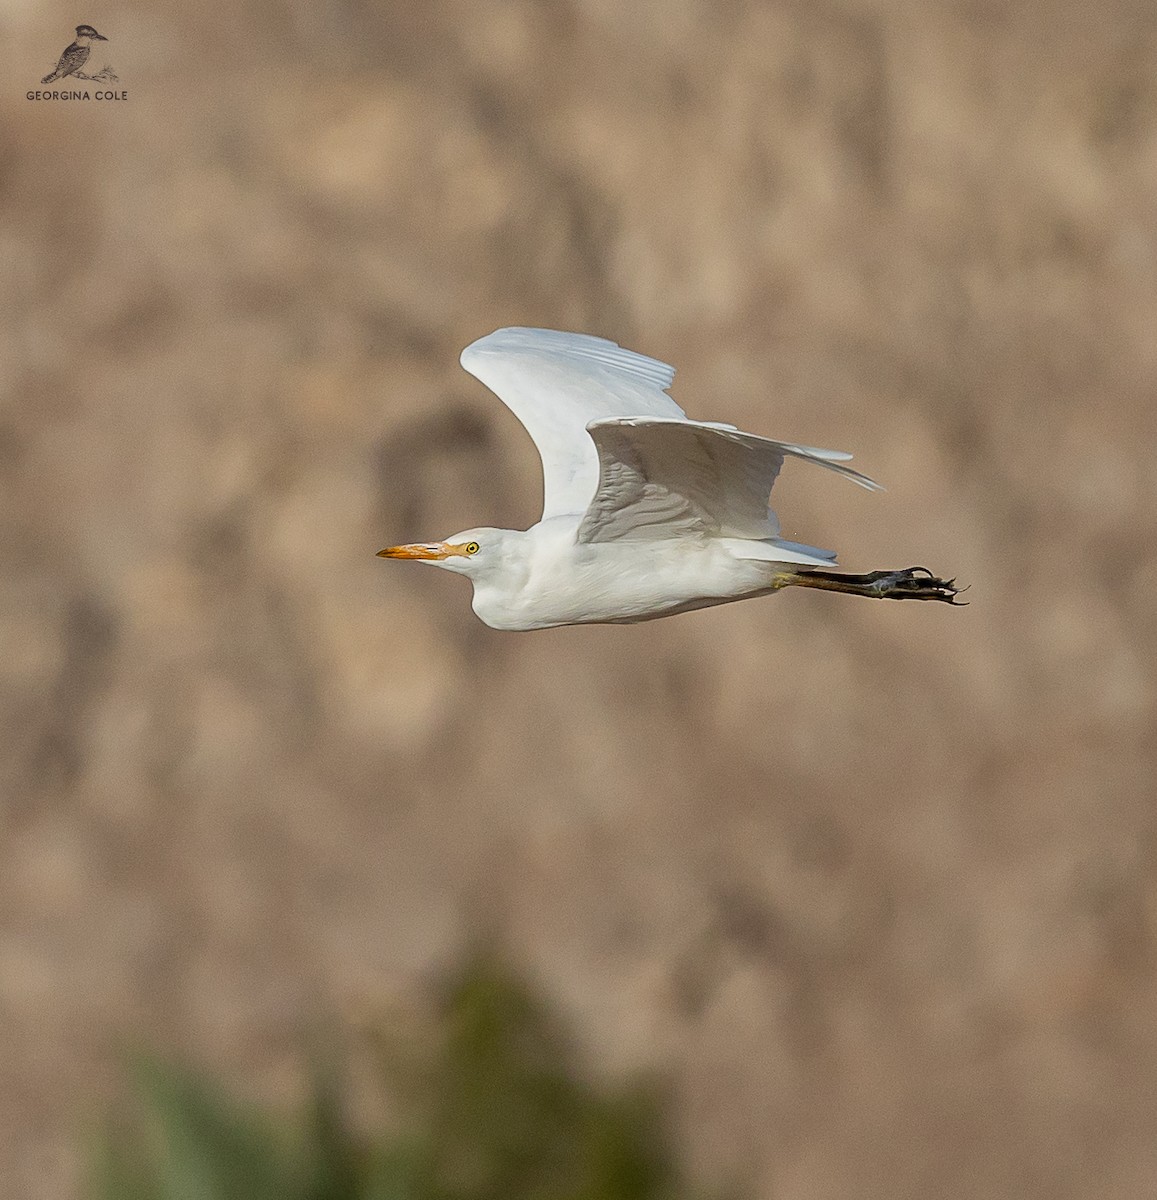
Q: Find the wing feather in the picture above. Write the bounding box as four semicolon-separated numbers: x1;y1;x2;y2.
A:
459;329;880;543
577;418;880;545
459;328;685;520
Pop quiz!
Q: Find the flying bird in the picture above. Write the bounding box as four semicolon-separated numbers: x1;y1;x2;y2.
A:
378;328;962;630
42;24;107;84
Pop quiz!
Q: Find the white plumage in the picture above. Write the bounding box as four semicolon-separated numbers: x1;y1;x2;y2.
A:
458;327;688;522
378;328;962;629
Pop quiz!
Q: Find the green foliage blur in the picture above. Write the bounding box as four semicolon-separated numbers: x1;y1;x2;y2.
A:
91;958;693;1200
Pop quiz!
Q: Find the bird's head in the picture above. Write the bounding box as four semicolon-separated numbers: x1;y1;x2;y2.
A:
76;25;107;40
376;527;517;580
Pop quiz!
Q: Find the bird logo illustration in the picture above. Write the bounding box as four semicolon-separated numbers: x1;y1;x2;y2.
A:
42;24;114;84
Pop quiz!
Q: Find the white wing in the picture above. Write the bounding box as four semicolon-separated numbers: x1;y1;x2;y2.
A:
577;417;881;549
460;328;686;520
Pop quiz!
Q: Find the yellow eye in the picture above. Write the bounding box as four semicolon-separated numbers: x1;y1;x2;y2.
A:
465;541;480;555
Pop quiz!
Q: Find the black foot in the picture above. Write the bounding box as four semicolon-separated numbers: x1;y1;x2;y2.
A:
863;567;967;604
791;566;968;604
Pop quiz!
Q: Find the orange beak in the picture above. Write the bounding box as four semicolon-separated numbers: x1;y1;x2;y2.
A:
376;542;454;560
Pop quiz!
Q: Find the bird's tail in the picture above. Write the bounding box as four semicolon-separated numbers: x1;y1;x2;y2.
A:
718;536;839;568
42;69;62;83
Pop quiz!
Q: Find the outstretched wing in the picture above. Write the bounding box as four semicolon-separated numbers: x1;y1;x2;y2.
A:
459;328;686;521
577;417;880;545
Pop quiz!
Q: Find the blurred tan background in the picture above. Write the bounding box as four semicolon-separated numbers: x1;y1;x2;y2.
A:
3;0;1156;1196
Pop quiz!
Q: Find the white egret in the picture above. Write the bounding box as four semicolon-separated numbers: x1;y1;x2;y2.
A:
378;328;962;630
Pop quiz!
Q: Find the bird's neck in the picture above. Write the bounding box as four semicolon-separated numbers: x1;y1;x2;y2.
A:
466;530;537;628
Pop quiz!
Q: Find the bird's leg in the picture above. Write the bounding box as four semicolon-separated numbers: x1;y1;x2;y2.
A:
780;566;966;604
